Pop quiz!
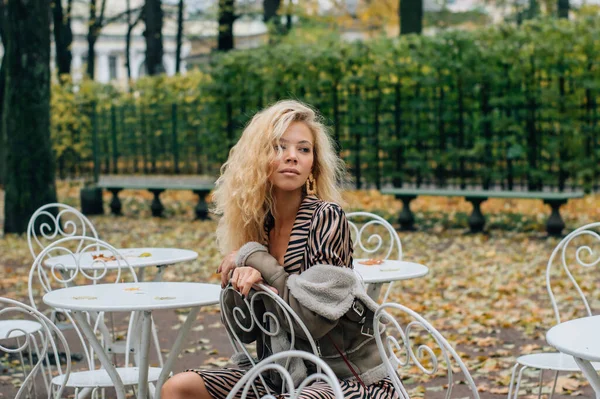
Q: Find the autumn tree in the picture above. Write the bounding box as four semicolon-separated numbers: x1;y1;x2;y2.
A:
3;0;57;234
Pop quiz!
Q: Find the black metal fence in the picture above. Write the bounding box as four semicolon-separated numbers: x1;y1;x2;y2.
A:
66;75;599;193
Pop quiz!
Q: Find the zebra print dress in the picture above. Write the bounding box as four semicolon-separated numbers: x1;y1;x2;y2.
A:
187;195;398;399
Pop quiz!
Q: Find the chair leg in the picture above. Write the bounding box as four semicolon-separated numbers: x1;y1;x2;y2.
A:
549;370;559;399
513;365;529;399
382;282;394;303
151;314;164;368
538;369;544;399
508;363;519;399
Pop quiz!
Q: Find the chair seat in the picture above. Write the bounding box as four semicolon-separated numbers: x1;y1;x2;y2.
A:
52;367;162;388
517;352;600;371
0;320;43;339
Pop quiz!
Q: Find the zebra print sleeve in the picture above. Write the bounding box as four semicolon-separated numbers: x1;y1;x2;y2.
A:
309;203;354;269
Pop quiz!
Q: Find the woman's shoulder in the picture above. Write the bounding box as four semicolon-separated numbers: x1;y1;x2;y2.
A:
311;198;346;221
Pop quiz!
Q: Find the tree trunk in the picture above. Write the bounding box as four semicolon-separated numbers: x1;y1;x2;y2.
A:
4;0;57;234
175;0;183;74
52;0;73;77
144;0;164;75
263;0;280;23
126;0;132;80
264;0;283;36
217;0;235;52
399;0;423;35
125;0;143;82
527;0;539;19
557;0;569;18
0;0;7;187
87;31;96;79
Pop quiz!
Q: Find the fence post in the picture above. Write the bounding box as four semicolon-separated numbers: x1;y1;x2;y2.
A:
91;101;99;184
172;103;180;174
393;82;403;188
111;104;119;174
373;81;381;190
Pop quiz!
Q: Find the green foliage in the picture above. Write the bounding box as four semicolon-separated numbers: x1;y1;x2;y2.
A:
51;17;600;191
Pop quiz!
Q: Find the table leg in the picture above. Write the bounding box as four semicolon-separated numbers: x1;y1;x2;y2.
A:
71;311;127;399
155;306;200;398
366;283;383;301
153;265;167;282
138;310;153;399
574;357;600;398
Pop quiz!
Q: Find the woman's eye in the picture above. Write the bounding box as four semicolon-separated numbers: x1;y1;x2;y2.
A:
300;147;311;153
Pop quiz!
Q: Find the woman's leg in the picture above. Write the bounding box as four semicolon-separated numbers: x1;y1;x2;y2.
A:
161;371;214;399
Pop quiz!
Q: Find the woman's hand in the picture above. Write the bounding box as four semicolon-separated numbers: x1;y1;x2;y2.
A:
218;250;238;288
231;267;264;297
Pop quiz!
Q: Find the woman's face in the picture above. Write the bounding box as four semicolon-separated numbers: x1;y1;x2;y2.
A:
269;121;315;194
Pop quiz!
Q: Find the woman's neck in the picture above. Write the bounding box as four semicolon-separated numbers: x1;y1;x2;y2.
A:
272;188;303;233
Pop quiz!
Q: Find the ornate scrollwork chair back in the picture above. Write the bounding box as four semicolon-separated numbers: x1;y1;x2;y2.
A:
220;284;320;396
0;297;71;399
546;222;600;323
27;203;100;260
225;350;344;399
25;236;161;397
347;212;403;302
374;303;480;399
509;222;600;398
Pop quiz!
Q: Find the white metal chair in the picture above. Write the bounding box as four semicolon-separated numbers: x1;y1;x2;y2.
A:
374;302;481;399
28;203;166;369
27;203;99;260
225;350;344;399
0;297;72;399
27;236;162;398
347;211;403;302
220;283;321;397
508;222;600;399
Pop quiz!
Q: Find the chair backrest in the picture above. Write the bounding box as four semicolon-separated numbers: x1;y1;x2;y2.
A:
346;212;402;261
546;222;600;325
225;350;344;399
220;284;320;395
27;236;138;369
0;297;71;399
374;303;480;399
27;203;99;260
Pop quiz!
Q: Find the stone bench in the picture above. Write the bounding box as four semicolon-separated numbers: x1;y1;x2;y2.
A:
82;176;215;219
380;188;584;236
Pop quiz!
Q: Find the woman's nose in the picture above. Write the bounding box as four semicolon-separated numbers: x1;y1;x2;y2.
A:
285;148;298;163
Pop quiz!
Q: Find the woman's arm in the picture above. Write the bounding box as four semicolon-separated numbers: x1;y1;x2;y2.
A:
238;203;353;340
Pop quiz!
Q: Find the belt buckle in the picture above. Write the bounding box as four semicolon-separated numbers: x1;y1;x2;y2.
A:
361;324;373;337
352;300;365;317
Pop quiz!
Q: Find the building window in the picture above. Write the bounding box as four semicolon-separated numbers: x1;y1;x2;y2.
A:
109;55;118;80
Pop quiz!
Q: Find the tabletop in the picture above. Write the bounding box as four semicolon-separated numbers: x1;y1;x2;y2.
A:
546;315;600;362
353;259;429;284
44;247;198;270
43;282;221;312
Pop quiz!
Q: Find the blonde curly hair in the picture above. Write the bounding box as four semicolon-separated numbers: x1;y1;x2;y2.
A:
212;100;346;254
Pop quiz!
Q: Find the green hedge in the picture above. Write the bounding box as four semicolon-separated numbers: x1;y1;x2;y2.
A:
52;17;600;191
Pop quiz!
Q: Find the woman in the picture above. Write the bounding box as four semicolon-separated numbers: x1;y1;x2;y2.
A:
162;100;397;399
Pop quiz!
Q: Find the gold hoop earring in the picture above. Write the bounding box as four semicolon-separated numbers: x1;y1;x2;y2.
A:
306;173;317;196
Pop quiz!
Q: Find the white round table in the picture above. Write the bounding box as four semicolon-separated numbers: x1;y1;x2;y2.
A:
546;315;600;397
352;259;429;301
43;282;220;399
44;247;198;281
